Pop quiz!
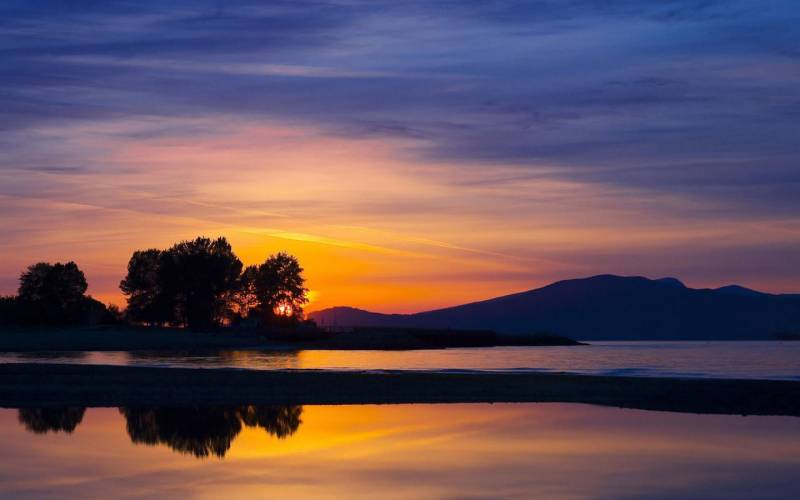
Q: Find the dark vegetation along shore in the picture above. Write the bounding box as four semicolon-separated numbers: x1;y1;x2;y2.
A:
5;234;795;345
310;327;584;349
0;326;269;352
0;236;309;331
0;235;584;349
2;363;799;417
0;325;582;352
3;235;795;420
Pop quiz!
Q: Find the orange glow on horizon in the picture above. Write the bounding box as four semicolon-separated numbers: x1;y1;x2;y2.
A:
2;117;800;313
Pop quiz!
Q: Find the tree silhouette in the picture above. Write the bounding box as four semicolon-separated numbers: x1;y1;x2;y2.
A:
120;237;243;330
0;295;19;325
118;238;309;329
18;407;86;434
159;237;243;330
241;252;308;323
230;264;260;321
120;249;174;325
17;262;88;324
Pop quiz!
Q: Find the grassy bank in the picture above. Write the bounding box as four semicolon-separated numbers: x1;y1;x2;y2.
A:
1;363;798;416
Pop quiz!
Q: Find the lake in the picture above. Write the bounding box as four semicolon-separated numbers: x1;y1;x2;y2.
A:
2;341;800;380
3;342;800;498
1;403;799;499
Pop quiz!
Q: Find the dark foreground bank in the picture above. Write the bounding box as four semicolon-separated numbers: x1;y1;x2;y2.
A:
1;363;799;416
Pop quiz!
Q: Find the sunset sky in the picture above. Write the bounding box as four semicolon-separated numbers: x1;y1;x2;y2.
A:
1;1;799;312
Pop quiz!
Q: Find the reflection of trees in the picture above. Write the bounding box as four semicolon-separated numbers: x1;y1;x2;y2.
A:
218;350;301;370
123;350;301;370
15;405;302;457
121;407;242;458
237;405;302;438
17;407;86;434
119;405;303;458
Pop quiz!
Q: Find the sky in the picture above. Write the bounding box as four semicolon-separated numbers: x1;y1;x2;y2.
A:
1;0;799;312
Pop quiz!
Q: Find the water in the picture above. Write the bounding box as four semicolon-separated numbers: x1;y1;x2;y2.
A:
2;341;800;380
1;403;799;499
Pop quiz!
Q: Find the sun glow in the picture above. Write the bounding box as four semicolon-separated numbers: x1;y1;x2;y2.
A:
274;302;294;317
5;117;800;314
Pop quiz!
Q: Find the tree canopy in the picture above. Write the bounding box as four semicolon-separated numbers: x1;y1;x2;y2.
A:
161;237;243;330
120;237;243;330
13;262;93;325
1;236;309;331
119;236;307;330
119;249;174;326
241;252;309;324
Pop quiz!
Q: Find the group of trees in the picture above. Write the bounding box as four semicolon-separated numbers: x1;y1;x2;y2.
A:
0;262;118;326
120;236;308;330
0;236;307;331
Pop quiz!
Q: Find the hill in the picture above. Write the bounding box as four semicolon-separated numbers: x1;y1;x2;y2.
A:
309;275;800;340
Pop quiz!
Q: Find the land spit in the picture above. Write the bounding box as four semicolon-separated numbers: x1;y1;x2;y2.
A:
0;326;581;351
1;363;798;417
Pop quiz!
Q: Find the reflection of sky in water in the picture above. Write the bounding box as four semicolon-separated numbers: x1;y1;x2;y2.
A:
1;403;799;499
2;341;800;380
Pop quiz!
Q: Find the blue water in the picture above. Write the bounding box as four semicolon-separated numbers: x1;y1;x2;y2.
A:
2;341;799;380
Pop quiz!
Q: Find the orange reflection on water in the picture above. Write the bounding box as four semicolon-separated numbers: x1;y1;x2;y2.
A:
2;404;800;499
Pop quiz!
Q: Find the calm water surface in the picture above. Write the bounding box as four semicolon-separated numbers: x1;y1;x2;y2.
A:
1;403;799;499
2;341;800;380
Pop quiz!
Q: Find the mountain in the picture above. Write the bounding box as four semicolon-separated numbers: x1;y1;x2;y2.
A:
713;284;768;297
309;275;800;340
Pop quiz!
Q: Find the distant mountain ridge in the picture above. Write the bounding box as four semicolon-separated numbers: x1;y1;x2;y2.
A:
309;275;800;340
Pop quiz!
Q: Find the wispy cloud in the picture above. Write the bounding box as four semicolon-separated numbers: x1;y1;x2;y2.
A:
52;56;420;79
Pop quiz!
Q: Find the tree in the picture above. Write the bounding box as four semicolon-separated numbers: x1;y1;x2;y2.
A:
120;249;173;326
242;252;308;323
118;238;308;330
0;295;20;325
17;262;88;324
105;304;125;324
158;237;243;330
229;265;260;321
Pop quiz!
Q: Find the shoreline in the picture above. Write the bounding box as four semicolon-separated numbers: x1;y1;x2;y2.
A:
0;326;582;352
0;326;289;352
1;363;799;416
